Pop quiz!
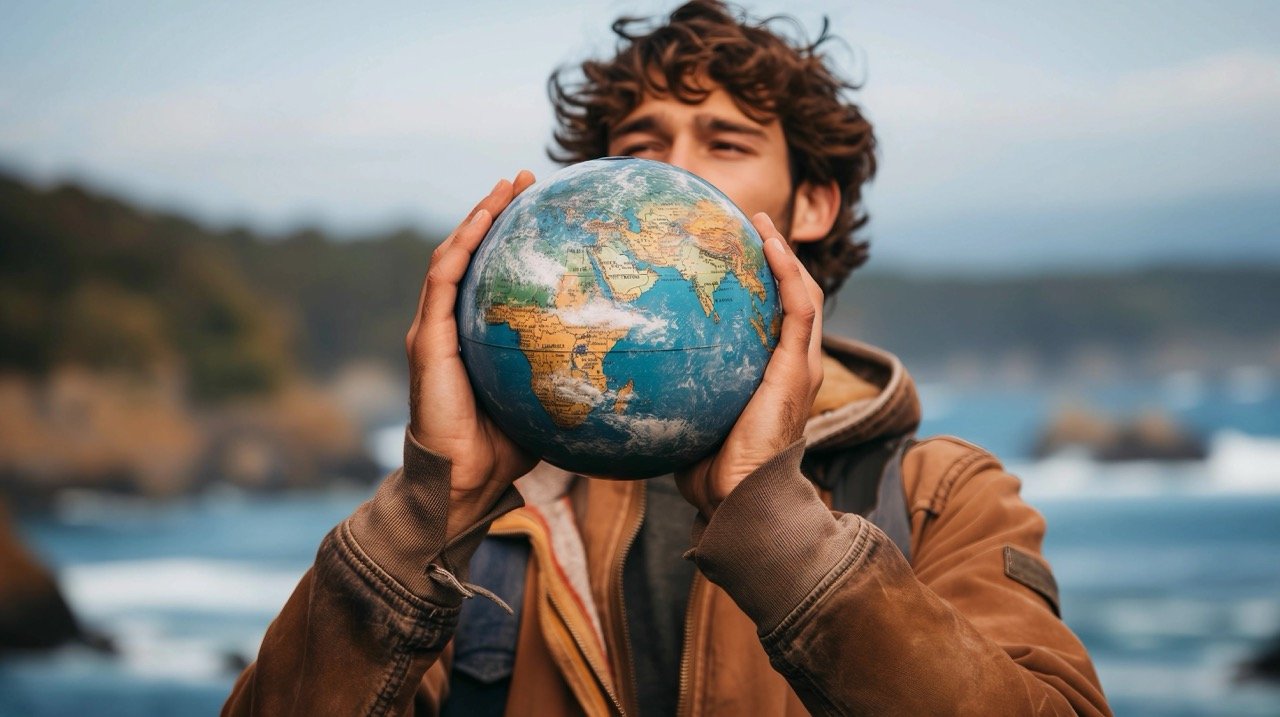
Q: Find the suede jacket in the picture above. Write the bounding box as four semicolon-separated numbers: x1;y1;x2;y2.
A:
224;336;1111;716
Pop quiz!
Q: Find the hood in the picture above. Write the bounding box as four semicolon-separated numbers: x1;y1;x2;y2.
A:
804;335;922;452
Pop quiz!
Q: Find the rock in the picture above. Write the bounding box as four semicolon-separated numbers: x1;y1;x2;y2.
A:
1032;406;1206;462
193;382;381;492
1236;635;1280;684
1096;411;1207;462
222;649;252;675
0;369;379;503
0;498;110;653
1031;407;1118;459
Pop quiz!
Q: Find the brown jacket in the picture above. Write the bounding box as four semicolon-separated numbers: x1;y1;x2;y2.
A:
224;336;1111;716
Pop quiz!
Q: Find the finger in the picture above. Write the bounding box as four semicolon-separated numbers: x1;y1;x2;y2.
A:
408;235;457;350
757;217;816;358
406;235;456;351
419;208;495;360
751;212;780;247
754;210;824;372
513;169;536;197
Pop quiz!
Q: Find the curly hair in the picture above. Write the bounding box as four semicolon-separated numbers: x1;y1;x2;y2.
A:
548;0;877;298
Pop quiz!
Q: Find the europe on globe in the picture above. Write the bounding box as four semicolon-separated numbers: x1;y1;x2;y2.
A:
456;157;781;478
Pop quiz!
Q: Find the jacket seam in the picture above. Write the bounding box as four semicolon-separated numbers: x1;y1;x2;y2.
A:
328;522;460;716
758;517;874;716
368;626;422;717
916;438;1002;515
790;665;842;717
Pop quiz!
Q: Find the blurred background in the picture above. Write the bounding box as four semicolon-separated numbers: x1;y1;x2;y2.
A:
2;1;1278;715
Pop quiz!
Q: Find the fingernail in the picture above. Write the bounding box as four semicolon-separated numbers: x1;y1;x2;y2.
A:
491;179;505;193
471;209;489;225
767;236;785;252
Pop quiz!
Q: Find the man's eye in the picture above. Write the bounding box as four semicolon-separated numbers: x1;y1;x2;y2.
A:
620;143;660;157
711;141;749;155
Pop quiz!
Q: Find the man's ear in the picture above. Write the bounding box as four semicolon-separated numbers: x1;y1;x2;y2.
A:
789;179;840;244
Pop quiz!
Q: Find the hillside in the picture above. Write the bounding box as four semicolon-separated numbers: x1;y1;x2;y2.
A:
833;267;1280;379
0;174;439;393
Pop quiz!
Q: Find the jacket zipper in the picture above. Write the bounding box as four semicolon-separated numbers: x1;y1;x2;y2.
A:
674;572;708;717
547;588;628;716
612;483;646;717
490;521;627;717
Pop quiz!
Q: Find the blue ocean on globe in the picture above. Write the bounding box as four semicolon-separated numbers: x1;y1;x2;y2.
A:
457;157;780;478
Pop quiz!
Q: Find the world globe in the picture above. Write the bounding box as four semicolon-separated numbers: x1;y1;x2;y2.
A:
457;157;781;479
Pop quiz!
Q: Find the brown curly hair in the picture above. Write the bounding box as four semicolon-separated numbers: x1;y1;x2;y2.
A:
548;0;877;298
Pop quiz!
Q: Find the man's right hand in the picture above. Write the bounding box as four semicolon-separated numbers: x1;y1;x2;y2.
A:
405;171;538;539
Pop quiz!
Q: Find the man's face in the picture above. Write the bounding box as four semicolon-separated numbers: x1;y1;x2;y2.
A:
606;87;796;229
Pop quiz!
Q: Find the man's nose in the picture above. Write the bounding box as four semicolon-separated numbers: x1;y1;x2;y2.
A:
664;137;699;175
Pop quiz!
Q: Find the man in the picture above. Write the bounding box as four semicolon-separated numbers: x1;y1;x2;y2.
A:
225;2;1111;715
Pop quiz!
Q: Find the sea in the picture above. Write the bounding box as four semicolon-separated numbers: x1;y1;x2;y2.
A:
3;375;1280;716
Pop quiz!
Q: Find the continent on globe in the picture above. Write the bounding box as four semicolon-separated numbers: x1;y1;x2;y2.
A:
456;157;781;478
485;251;630;429
580;198;769;326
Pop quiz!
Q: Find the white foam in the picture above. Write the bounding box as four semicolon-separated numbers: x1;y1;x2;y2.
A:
1207;430;1280;494
370;423;405;473
109;616;236;683
1092;659;1227;702
60;559;301;615
1095;597;1222;640
1012;430;1280;502
1012;451;1197;502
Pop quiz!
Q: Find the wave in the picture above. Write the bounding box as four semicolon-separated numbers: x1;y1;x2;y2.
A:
8;558;307;685
60;558;301;615
369;424;406;473
1013;430;1280;501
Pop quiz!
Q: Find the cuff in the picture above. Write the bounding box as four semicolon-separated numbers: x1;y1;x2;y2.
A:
686;437;871;634
345;429;524;603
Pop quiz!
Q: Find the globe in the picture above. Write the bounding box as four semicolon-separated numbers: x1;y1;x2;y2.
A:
456;157;780;479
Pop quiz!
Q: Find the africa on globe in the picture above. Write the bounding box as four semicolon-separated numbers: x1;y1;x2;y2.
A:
456;157;781;478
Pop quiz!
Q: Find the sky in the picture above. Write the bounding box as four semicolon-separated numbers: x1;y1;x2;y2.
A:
1;0;1277;272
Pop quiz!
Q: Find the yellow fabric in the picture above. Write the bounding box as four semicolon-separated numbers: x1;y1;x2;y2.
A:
810;352;879;416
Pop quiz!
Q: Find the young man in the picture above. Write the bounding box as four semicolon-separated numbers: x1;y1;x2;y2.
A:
225;2;1110;715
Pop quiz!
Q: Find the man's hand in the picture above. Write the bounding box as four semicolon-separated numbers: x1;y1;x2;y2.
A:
675;213;825;518
406;171;539;539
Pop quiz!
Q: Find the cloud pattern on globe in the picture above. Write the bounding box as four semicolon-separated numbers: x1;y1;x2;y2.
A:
457;157;780;478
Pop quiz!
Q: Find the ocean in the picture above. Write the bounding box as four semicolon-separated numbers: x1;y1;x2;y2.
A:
3;380;1279;716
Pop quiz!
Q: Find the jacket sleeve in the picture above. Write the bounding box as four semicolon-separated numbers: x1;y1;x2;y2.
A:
685;437;1111;717
222;433;523;717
